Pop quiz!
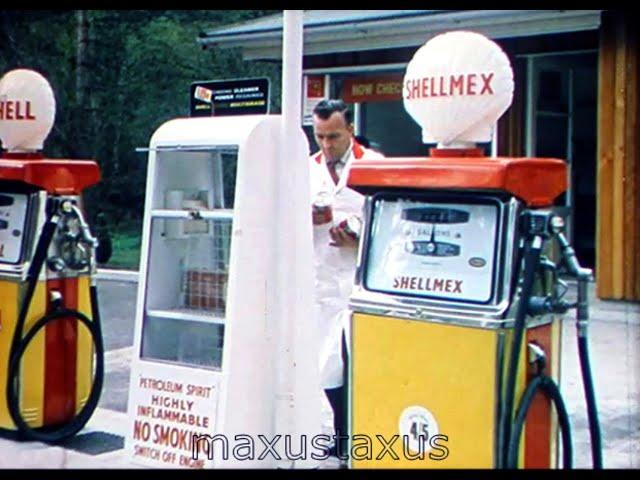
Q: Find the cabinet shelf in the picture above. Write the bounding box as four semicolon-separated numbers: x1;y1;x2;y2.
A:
151;208;233;220
147;308;225;325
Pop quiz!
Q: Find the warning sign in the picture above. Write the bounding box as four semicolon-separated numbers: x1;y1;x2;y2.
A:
125;363;220;469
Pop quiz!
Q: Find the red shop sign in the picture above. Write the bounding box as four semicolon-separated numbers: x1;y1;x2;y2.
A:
342;74;403;103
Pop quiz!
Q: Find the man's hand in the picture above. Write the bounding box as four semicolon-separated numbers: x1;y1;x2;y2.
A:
329;224;358;247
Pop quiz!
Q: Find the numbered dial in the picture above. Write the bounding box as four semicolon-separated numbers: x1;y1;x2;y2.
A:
405;224;461;257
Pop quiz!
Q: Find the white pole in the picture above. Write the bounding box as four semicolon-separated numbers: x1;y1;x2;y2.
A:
282;10;303;131
491;121;499;157
276;10;321;469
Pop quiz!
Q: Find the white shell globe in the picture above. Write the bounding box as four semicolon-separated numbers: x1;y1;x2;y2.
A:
0;69;56;152
403;31;514;146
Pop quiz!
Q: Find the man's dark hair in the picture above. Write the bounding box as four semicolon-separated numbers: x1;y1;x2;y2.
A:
354;135;370;148
312;99;353;125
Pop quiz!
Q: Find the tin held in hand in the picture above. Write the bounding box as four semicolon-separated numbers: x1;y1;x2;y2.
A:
338;216;362;240
312;191;333;225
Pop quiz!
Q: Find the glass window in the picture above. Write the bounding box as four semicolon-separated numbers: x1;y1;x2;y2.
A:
141;217;231;370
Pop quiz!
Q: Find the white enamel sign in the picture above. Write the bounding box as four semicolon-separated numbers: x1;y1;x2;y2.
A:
0;69;56;152
365;198;498;303
403;31;514;145
126;362;220;469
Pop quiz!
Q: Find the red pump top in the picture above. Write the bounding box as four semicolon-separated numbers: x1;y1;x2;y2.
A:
347;151;567;208
0;153;100;195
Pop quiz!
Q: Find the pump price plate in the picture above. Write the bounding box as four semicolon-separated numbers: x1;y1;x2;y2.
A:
0;193;28;264
365;198;498;303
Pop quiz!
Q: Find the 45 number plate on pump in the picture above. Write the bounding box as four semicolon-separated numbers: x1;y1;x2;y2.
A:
0;193;29;264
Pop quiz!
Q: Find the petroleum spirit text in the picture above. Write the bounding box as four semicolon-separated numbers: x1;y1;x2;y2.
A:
138;375;214;398
403;73;494;99
0;100;36;120
393;276;463;294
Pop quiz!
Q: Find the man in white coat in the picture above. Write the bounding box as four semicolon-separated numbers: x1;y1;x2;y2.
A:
309;99;384;460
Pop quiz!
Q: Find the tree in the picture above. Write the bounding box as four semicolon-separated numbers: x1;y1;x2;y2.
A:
1;10;281;260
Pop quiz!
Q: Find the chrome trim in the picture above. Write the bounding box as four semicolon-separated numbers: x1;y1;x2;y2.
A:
151;209;234;221
348;300;555;330
494;331;506;467
136;145;238;154
350;291;511;324
0;190;44;280
499;197;521;308
0;265;29;280
46;195;92;280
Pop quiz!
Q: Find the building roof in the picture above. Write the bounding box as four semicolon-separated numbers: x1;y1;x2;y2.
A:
198;10;603;60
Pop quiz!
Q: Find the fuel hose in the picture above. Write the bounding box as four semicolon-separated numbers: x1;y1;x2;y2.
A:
578;326;603;468
505;331;601;469
5;198;104;443
506;373;573;468
503;228;603;469
499;235;542;467
560;231;603;470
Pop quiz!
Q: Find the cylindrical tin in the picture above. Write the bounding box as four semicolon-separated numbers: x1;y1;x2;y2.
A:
338;215;362;240
312;191;333;225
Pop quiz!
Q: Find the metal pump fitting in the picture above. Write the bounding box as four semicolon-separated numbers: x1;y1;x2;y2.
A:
47;198;99;274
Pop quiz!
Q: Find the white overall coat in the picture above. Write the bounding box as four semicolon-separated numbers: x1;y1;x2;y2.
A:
309;140;384;389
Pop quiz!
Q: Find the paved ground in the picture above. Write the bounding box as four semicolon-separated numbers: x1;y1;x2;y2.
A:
0;271;637;469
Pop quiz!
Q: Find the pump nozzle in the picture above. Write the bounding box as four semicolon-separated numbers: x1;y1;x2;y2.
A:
52;200;99;273
527;342;547;375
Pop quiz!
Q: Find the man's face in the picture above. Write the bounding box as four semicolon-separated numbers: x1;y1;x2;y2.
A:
313;111;354;163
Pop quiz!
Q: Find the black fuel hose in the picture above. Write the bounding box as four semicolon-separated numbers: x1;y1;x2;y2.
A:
499;236;542;467
558;232;602;469
5;199;104;443
578;333;603;468
504;233;603;469
506;373;573;469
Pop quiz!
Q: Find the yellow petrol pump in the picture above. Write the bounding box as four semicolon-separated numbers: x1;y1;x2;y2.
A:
0;69;104;442
345;32;602;469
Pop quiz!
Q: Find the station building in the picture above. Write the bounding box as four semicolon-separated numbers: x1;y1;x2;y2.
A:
198;10;638;301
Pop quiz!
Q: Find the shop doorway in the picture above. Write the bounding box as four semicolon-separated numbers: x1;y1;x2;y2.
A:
525;51;598;268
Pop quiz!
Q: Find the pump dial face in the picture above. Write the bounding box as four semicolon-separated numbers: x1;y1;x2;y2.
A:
366;198;499;303
0;193;28;264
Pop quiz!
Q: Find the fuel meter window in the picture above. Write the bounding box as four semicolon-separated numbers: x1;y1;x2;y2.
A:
0;193;30;265
364;194;500;304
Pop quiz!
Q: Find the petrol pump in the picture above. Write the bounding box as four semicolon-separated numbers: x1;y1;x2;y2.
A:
346;31;602;469
0;69;104;442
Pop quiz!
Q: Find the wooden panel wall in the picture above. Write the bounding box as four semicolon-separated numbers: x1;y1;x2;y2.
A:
597;10;640;300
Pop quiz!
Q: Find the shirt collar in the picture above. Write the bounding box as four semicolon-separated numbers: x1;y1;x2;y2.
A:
326;139;353;168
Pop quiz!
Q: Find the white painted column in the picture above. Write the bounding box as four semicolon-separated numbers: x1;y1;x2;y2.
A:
276;10;322;468
491;122;498;157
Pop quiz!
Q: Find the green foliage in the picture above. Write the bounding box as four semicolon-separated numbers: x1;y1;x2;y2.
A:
106;220;143;270
1;10;280;270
